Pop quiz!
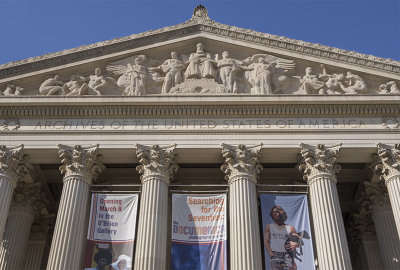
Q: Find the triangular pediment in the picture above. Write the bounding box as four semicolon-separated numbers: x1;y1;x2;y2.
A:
1;5;399;97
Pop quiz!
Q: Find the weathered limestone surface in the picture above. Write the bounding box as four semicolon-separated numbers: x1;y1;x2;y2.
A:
134;144;178;270
46;144;104;270
221;143;263;270
298;144;352;270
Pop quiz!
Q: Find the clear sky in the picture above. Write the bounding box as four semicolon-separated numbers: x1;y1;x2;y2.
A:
0;0;399;65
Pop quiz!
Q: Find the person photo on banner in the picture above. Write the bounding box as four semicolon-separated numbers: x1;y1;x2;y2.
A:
84;250;113;270
111;254;132;270
264;205;307;270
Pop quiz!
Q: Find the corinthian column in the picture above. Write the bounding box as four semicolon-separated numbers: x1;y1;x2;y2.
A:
0;182;47;270
47;144;105;270
364;180;400;269
221;143;263;270
0;145;30;238
298;144;352;270
134;144;178;270
375;143;400;239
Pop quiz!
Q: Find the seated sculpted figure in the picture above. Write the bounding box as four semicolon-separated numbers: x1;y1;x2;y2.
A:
88;68;115;95
64;74;90;96
379;81;400;94
39;75;65;96
217;51;239;93
339;71;367;94
2;84;24;96
318;64;345;94
184;43;216;80
299;67;325;94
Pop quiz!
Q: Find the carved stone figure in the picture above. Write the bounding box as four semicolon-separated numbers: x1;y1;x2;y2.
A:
88;68;115;95
217;51;239;93
339;71;367;94
318;64;345;94
184;43;216;79
379;81;400;94
2;84;24;96
152;52;185;94
106;55;160;96
39;75;65;96
299;67;326;94
64;74;89;96
242;56;275;95
242;54;295;94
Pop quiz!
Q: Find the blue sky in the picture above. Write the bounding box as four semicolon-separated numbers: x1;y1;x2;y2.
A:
0;1;399;65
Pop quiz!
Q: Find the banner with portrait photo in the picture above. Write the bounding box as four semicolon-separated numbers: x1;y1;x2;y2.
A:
260;194;315;270
83;193;139;270
171;194;227;270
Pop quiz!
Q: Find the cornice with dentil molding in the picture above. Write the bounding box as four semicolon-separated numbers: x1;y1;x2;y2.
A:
58;144;105;184
135;144;178;184
220;143;263;183
0;5;398;79
297;143;342;183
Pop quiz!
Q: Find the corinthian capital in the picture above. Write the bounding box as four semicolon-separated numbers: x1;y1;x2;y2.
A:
10;182;48;215
375;143;400;185
297;143;342;183
221;143;263;183
58;144;105;184
135;144;178;184
0;145;31;187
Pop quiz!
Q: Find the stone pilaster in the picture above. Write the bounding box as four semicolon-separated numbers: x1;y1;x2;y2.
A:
134;144;178;270
46;144;104;270
298;143;352;270
0;145;30;238
375;143;400;239
0;182;47;270
221;143;263;270
364;180;400;269
24;214;55;270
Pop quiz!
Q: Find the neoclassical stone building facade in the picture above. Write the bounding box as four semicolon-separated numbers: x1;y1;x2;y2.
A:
0;5;400;270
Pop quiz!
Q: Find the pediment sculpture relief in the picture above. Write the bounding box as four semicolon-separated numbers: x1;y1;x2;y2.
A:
38;69;116;96
296;65;367;95
2;43;399;97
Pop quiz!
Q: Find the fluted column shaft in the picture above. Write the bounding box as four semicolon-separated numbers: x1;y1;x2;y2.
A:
46;144;104;270
358;237;383;270
134;144;178;270
298;144;352;270
229;175;262;270
134;176;169;269
0;182;46;270
25;239;47;270
47;177;90;269
0;211;34;270
0;179;15;239
375;143;400;239
372;205;400;269
0;145;28;238
309;176;352;269
386;177;400;238
221;143;263;270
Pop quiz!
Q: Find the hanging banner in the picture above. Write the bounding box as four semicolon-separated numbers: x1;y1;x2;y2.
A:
171;194;227;270
260;194;315;270
83;193;138;270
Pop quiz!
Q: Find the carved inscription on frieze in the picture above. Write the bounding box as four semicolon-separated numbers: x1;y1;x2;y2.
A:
0;118;395;132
